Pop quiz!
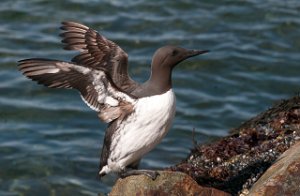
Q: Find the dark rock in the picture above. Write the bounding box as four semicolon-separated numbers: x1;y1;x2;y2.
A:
248;141;300;196
109;171;230;196
169;96;300;194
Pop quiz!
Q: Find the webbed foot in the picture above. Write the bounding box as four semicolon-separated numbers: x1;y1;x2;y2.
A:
120;169;160;180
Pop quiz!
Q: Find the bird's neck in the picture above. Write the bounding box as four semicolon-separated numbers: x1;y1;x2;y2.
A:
148;65;172;94
131;65;173;98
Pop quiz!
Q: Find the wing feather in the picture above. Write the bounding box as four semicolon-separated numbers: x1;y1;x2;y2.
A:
18;58;136;123
60;21;139;93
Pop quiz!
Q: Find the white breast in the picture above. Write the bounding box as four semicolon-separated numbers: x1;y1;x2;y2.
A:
107;89;176;172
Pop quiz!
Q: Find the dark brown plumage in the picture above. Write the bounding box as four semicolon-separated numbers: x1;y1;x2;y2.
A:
60;21;138;93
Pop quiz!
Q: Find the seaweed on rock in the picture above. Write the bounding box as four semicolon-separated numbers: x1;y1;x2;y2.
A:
169;96;300;194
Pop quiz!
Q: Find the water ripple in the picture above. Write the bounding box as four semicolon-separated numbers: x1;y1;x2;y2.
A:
1;0;300;194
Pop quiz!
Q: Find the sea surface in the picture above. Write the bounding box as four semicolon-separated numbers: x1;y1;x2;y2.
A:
1;0;300;195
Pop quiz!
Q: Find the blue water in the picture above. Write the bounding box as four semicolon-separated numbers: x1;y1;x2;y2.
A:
1;0;300;195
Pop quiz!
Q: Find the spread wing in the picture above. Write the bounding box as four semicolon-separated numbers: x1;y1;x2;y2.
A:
18;58;136;123
60;21;139;93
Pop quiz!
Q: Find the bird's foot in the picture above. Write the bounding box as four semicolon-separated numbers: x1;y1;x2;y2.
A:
120;169;160;180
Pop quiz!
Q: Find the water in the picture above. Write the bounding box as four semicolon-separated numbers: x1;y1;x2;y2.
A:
1;0;300;195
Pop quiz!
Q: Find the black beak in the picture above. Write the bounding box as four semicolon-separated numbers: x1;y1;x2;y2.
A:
186;49;210;58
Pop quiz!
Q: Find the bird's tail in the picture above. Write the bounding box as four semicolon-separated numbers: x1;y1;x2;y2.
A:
98;166;110;178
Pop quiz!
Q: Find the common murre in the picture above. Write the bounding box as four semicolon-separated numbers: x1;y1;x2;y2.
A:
18;21;209;179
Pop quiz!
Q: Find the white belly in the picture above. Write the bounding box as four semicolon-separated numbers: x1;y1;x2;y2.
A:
107;89;176;172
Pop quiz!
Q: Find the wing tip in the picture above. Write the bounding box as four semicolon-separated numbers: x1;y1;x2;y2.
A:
60;21;89;30
17;58;57;65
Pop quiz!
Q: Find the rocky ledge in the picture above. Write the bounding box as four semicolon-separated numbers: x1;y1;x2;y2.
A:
109;171;230;196
109;96;300;195
249;141;300;196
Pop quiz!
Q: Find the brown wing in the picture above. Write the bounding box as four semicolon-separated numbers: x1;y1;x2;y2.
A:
60;21;139;93
18;58;135;123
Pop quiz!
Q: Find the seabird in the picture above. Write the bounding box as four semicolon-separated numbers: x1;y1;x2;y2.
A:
18;21;209;179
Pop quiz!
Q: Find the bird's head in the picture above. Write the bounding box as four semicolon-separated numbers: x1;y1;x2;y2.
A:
151;45;209;70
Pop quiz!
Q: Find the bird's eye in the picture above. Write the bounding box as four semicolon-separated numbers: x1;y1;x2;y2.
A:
172;50;178;56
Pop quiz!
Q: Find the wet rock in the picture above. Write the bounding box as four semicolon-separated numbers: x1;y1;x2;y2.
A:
169;96;300;195
109;171;230;196
248;141;300;196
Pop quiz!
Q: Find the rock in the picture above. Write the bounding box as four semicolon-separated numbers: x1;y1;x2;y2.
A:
169;96;300;194
109;171;230;196
248;141;300;196
109;96;300;195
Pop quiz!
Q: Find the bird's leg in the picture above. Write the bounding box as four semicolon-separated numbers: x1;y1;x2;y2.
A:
120;169;160;180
